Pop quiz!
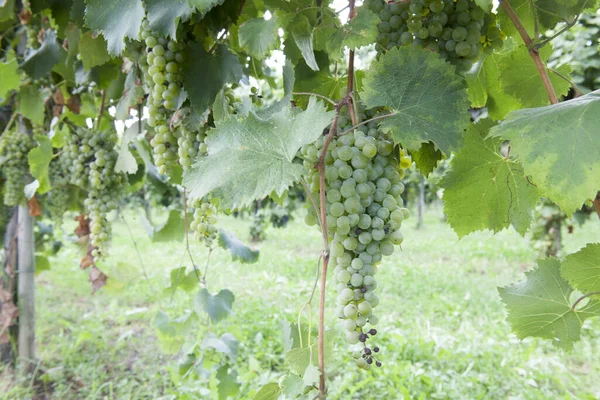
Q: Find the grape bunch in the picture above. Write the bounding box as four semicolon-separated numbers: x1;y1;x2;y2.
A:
140;20;187;175
365;0;503;73
0;129;35;206
44;157;71;223
301;107;412;369
61;128;126;256
189;198;218;247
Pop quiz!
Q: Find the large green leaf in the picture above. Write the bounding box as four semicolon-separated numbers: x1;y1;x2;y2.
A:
411;141;442;177
489;91;600;214
164;266;198;293
146;0;193;39
194;288;235;324
84;0;144;55
22;30;64;79
561;243;600;293
216;365;240;400
152;210;184;242
201;332;238;360
289;14;318;71
499;258;600;350
360;46;469;154
183;97;334;208
253;383;281;400
441;121;539;237
182;44;243;113
238;14;280;59
79;31;111;70
27;135;53;194
218;229;259;263
19;85;46;126
326;7;379;59
0;49;19;100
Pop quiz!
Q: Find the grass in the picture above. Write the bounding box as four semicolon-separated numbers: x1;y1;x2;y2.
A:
1;207;600;399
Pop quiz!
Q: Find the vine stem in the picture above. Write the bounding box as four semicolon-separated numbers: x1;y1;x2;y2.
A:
571;291;600;311
500;0;558;104
548;67;584;97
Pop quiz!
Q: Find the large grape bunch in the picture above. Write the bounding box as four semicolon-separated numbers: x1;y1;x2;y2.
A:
365;0;504;73
0;129;35;206
301;106;412;369
61;128;126;256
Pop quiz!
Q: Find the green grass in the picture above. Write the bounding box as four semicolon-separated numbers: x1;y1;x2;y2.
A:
2;207;600;399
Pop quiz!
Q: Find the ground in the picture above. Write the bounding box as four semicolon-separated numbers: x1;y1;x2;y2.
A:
1;207;600;399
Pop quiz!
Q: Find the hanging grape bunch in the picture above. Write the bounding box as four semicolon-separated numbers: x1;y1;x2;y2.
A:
61;128;126;257
365;0;504;73
0;129;35;206
44;157;71;223
302;105;412;369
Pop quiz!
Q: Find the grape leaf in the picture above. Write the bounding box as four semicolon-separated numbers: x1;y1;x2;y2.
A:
115;67;143;120
152;210;184;242
289;14;318;71
498;258;600;350
183;97;334;208
489;91;600;215
165;267;198;293
441;121;539;237
281;374;304;398
326;7;379;59
27;135;53;194
146;0;193;39
22;30;64;79
497;44;571;109
35;254;51;274
253;383;281;400
84;0;144;55
19;85;46;126
474;0;493;12
238;14;280;59
182;44;243;113
561;243;600;293
216;365;240;400
293;51;344;108
411;141;442;177
0;0;14;22
0;50;19;100
194;288;235;324
187;0;220;13
79;31;111;70
218;229;259;264
201;332;238;360
303;364;320;387
360;46;469;154
115;121;140;174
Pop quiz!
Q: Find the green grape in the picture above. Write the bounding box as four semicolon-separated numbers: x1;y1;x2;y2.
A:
0;130;35;206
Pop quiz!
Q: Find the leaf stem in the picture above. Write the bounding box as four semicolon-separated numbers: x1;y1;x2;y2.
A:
292;92;337;106
1;111;18;137
571;291;600;311
500;0;558;104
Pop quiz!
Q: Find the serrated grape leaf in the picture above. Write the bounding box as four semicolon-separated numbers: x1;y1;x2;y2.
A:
326;7;378;59
498;258;600;349
411;141;442;177
28;135;53;194
115;67;143;120
79;31;111;70
183;44;243;113
216;365;240;400
84;0;144;55
238;14;280;59
489;91;600;215
194;288;235;324
360;46;469;154
561;243;600;293
187;0;220;13
201;332;238;360
303;364;320;387
164;267;198;293
441;121;539;237
497;44;571;109
290;14;319;71
218;229;259;263
19;86;46;126
115;121;140;174
183;97;334;208
22;30;64;79
0;49;19;100
252;382;281;400
146;0;193;39
281;374;304;398
152;210;184;242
